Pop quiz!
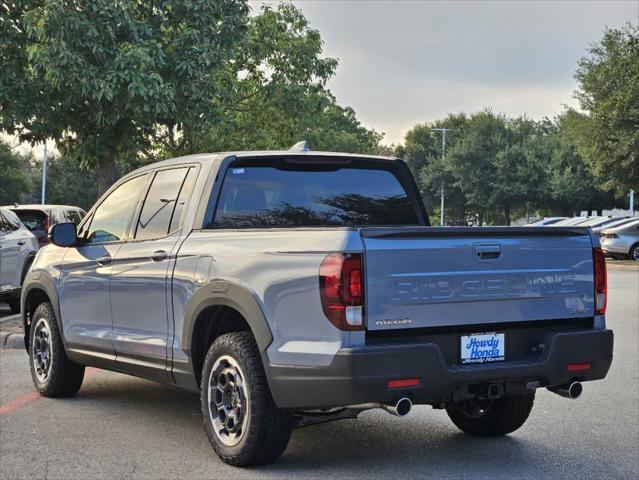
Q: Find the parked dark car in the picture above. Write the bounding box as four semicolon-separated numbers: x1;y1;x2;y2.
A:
4;205;86;247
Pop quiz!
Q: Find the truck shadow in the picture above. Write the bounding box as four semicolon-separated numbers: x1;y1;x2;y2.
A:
72;376;578;477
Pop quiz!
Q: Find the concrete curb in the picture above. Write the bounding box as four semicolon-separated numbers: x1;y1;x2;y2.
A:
0;333;24;349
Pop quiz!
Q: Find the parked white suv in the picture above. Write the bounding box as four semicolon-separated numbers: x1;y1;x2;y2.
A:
0;208;38;313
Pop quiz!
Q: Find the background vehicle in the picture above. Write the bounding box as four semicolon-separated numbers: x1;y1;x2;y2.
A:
20;149;613;467
549;217;586;226
0;208;38;313
600;218;639;260
574;216;629;229
592;217;638;236
4;204;86;247
525;217;567;226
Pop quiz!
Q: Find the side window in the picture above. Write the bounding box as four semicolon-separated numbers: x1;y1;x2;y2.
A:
0;212;11;235
84;174;148;244
135;167;190;240
65;210;83;225
169;167;197;234
5;211;22;231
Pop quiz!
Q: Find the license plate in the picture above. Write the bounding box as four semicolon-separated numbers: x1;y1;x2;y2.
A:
461;332;505;364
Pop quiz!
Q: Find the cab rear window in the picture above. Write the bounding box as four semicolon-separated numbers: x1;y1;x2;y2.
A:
212;162;420;228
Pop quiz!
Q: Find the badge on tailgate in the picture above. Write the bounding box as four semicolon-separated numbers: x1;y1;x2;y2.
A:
461;332;505;364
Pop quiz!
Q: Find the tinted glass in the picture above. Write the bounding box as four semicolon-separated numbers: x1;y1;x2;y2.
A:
65;210;83;225
3;209;23;230
13;210;47;236
169;167;197;234
85;174;148;244
0;211;13;234
213;165;419;228
135;168;189;240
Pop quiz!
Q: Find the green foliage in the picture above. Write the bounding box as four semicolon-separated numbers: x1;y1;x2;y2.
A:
574;23;639;193
1;1;381;195
26;155;100;210
0;141;32;204
400;109;617;225
188;4;380;155
2;0;249;192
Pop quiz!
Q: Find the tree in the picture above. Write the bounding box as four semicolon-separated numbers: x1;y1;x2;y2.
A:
399;114;468;223
26;154;100;210
1;0;249;193
0;140;32;204
189;4;381;155
545;112;604;216
445;110;510;225
573;23;639;193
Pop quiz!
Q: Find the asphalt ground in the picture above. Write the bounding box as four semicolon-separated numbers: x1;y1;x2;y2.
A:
0;268;637;479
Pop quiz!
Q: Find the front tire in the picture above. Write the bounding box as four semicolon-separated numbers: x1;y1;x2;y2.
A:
446;392;535;437
201;332;293;466
29;302;85;397
630;243;639;262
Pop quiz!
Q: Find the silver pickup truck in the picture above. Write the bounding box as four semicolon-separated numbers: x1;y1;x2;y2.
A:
21;148;613;466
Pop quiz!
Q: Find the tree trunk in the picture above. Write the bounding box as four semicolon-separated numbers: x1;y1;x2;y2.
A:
98;153;117;196
478;211;484;226
504;203;511;226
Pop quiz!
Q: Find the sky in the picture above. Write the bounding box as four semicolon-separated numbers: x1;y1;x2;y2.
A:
251;0;638;144
7;0;638;155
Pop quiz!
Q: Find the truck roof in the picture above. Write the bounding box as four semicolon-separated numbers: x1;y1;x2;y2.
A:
4;204;85;211
130;150;400;176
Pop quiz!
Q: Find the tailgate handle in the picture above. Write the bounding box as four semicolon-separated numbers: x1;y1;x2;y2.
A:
474;244;501;260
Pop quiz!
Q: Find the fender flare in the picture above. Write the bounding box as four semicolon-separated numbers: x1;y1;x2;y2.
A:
21;270;63;350
181;280;273;356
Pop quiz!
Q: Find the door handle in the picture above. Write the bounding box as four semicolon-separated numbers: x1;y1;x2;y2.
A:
17;240;25;246
150;250;168;262
96;255;112;265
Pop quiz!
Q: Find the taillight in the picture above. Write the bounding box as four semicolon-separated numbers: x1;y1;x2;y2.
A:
593;247;607;315
319;253;365;330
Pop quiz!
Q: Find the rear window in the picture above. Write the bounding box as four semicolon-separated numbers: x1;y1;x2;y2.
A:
13;210;47;235
212;162;420;228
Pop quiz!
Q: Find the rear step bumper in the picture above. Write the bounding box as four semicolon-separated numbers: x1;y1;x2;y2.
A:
265;329;613;409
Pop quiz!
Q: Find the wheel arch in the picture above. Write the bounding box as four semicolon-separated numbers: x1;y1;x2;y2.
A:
21;272;61;352
182;281;273;385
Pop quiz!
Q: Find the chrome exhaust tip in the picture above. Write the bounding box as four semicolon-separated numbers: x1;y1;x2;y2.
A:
548;381;583;399
382;397;412;417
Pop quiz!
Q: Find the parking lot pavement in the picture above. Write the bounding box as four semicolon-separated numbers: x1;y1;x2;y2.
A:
1;269;637;480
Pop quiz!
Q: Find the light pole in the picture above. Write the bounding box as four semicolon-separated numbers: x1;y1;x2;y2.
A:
431;128;452;226
41;143;48;205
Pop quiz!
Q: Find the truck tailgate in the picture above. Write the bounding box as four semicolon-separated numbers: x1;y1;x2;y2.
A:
361;227;596;331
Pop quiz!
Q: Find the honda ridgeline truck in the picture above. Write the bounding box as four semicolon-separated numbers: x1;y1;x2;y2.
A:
21;147;613;466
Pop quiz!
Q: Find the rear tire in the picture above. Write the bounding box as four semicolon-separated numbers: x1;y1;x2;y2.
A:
29;302;85;397
201;332;293;466
630;243;639;262
446;392;535;436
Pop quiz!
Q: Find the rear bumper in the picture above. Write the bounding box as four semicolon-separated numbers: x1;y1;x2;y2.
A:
265;329;613;409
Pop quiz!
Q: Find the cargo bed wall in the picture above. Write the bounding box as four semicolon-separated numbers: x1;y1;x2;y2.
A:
361;227;595;331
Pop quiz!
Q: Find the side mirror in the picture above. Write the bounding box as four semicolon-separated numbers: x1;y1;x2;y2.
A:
49;222;78;247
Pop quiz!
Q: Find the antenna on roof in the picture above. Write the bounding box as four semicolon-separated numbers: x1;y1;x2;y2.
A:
289;141;310;152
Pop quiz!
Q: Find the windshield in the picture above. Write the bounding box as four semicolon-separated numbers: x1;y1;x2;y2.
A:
13;210;47;236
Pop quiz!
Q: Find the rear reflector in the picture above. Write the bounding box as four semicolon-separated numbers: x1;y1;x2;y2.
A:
593;247;607;315
567;362;592;372
388;378;420;389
